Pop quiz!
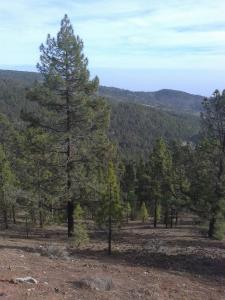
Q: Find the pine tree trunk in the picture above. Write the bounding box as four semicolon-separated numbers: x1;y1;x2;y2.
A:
164;209;169;228
108;182;112;255
175;211;178;226
65;70;74;237
208;217;215;238
38;166;43;228
25;216;29;239
3;209;8;229
170;207;173;228
12;205;16;224
31;209;36;224
154;199;157;228
67;201;74;237
108;215;112;255
39;202;43;228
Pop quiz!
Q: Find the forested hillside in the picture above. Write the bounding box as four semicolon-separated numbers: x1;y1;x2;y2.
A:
110;101;199;159
0;69;199;159
99;86;204;114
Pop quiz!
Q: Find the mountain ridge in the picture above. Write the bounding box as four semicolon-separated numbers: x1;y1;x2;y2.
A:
0;69;203;114
99;86;204;114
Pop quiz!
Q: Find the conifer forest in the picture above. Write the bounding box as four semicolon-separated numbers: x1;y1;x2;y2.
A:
0;13;225;300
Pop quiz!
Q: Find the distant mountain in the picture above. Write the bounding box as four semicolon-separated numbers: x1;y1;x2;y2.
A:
0;69;204;114
0;69;40;85
99;86;204;115
0;69;200;159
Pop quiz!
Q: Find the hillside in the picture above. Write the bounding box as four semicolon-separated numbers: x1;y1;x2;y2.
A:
99;86;204;115
0;69;200;159
110;101;199;159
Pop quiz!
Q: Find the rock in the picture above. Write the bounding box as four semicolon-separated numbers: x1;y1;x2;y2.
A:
76;277;113;291
14;277;38;284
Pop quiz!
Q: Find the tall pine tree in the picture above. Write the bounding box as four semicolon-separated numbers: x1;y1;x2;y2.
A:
23;15;110;237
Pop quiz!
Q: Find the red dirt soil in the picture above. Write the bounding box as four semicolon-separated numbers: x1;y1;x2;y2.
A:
0;222;225;299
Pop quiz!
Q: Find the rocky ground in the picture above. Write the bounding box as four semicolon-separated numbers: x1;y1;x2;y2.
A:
0;221;225;299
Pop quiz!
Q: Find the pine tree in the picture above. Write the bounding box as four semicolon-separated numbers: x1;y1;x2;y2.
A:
72;203;89;247
148;138;173;228
139;202;149;223
20;127;60;227
0;114;21;224
22;15;110;237
97;161;122;255
123;201;132;223
169;140;193;226
0;145;16;229
199;90;225;238
120;161;137;221
190;139;225;238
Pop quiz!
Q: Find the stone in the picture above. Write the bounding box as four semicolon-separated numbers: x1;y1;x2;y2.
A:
14;277;38;284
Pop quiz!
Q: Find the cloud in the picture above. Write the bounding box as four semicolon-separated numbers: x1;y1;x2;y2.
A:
0;0;225;94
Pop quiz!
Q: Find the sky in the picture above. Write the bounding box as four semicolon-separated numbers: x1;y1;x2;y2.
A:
0;0;225;95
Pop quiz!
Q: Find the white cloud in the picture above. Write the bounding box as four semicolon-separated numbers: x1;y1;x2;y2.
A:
0;0;225;93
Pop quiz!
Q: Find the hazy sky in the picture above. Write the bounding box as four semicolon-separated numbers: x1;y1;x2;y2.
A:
1;0;225;95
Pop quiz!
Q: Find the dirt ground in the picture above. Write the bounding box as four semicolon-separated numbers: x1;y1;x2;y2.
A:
0;221;225;300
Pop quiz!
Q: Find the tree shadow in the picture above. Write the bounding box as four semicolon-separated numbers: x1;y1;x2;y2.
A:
166;238;225;251
0;223;225;283
71;246;225;282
